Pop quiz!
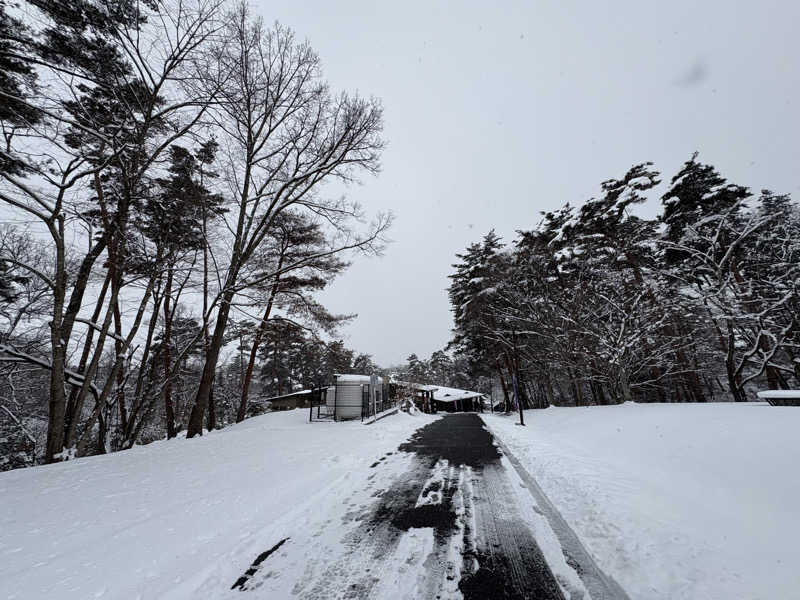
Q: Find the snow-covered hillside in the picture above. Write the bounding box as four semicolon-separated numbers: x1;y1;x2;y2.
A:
485;402;800;600
0;410;434;599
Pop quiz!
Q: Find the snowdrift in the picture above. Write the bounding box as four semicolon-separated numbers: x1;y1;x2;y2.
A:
485;402;800;600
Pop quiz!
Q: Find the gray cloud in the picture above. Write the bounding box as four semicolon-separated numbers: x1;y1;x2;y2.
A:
258;0;800;365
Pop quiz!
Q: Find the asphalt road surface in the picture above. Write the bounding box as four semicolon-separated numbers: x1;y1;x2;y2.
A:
392;413;565;600
239;413;570;599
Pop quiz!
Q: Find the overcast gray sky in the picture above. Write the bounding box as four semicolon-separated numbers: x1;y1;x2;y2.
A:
256;0;800;366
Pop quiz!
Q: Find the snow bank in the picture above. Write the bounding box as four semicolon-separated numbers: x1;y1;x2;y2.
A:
757;389;800;398
484;402;800;600
0;409;433;600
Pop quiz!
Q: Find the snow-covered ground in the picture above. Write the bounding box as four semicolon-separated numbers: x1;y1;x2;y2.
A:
484;402;800;600
4;402;797;600
0;410;436;600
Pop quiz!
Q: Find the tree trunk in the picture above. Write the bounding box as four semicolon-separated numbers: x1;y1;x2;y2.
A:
64;265;123;450
206;386;216;431
200;208;214;432
64;273;110;442
495;361;510;411
725;320;746;402
673;315;707;402
186;286;235;437
502;352;518;409
45;218;68;463
45;340;67;462
162;265;176;439
766;365;779;390
628;254;707;404
543;374;554;408
619;369;633;403
237;336;261;422
568;368;582;406
236;275;282;422
74;271;158;457
273;339;280;397
113;297;127;437
96;404;108;455
650;366;667;402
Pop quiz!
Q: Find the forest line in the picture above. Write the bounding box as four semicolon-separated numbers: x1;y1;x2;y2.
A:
0;0;387;468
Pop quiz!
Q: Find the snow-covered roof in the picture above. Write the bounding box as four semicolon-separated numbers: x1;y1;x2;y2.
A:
260;389;311;402
433;386;486;403
334;374;383;384
415;384;439;392
395;381;439;392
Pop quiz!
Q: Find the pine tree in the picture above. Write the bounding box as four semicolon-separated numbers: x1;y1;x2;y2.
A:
0;0;42;174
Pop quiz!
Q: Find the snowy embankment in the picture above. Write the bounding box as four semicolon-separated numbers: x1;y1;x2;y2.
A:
0;410;433;600
484;402;800;600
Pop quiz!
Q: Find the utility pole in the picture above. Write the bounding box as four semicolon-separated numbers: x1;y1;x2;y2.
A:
513;371;524;426
512;328;525;426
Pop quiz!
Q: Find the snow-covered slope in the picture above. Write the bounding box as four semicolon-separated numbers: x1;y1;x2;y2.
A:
485;402;800;600
0;410;433;600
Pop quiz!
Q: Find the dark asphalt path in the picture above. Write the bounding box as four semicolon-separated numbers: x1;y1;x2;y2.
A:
395;413;566;600
241;414;572;599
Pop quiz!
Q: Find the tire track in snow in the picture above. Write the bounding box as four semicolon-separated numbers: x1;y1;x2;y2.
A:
303;413;567;599
237;414;584;599
484;419;631;600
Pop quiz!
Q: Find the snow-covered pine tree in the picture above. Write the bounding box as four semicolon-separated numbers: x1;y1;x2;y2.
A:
660;156;792;401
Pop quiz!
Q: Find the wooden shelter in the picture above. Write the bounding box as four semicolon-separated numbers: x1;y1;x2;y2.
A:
395;381;438;413
433;386;486;413
260;389;312;411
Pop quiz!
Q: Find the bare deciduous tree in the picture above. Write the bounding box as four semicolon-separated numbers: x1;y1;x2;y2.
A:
0;0;224;461
185;4;388;437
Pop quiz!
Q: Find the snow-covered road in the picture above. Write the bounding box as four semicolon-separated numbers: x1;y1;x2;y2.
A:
208;413;619;599
0;409;619;599
235;414;564;599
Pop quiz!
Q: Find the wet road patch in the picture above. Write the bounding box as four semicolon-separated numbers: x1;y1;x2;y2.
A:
389;414;565;599
292;414;567;599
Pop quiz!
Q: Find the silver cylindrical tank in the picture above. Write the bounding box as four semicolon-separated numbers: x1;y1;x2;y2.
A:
332;374;385;420
333;380;364;420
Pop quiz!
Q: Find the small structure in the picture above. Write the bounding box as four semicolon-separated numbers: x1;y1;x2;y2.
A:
257;389;312;411
433;386;486;413
328;374;372;420
757;390;800;406
395;381;438;413
310;374;395;421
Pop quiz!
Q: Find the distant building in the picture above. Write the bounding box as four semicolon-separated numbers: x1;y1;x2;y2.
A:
433;386;486;413
305;375;487;421
395;381;487;413
394;381;438;413
315;374;393;421
259;389;312;411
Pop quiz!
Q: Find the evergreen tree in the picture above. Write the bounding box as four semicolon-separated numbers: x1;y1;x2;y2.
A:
0;0;42;174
